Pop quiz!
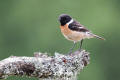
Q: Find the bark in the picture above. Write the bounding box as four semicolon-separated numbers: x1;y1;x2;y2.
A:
0;50;90;80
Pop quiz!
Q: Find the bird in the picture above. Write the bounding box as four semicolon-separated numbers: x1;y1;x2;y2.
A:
58;14;105;53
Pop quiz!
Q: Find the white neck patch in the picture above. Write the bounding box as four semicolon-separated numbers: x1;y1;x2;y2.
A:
67;19;73;25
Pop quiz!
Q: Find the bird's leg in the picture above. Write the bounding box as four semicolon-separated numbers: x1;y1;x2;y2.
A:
79;39;83;51
68;41;76;54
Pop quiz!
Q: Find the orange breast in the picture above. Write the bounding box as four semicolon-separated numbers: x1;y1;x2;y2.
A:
60;24;75;41
60;24;86;42
60;24;72;36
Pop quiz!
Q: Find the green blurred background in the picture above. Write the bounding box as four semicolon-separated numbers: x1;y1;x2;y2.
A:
0;0;120;80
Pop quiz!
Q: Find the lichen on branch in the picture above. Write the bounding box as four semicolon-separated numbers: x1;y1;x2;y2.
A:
0;50;90;80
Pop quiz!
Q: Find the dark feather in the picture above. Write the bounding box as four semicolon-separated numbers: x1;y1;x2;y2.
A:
68;20;89;32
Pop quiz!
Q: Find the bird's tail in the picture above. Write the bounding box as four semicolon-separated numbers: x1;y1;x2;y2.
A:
92;34;105;40
88;32;105;40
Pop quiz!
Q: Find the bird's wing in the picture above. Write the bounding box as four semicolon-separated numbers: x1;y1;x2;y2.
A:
68;20;89;32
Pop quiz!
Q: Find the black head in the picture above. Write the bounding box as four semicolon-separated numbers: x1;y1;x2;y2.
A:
58;14;72;26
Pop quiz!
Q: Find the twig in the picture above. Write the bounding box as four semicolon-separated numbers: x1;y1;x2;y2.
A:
0;50;90;80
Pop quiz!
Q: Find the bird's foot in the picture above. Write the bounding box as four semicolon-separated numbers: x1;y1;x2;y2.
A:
67;51;73;54
78;48;83;52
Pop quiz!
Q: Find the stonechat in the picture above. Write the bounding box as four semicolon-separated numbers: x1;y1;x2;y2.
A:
58;14;105;53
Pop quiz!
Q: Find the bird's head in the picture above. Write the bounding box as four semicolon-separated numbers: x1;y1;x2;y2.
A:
58;14;72;26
